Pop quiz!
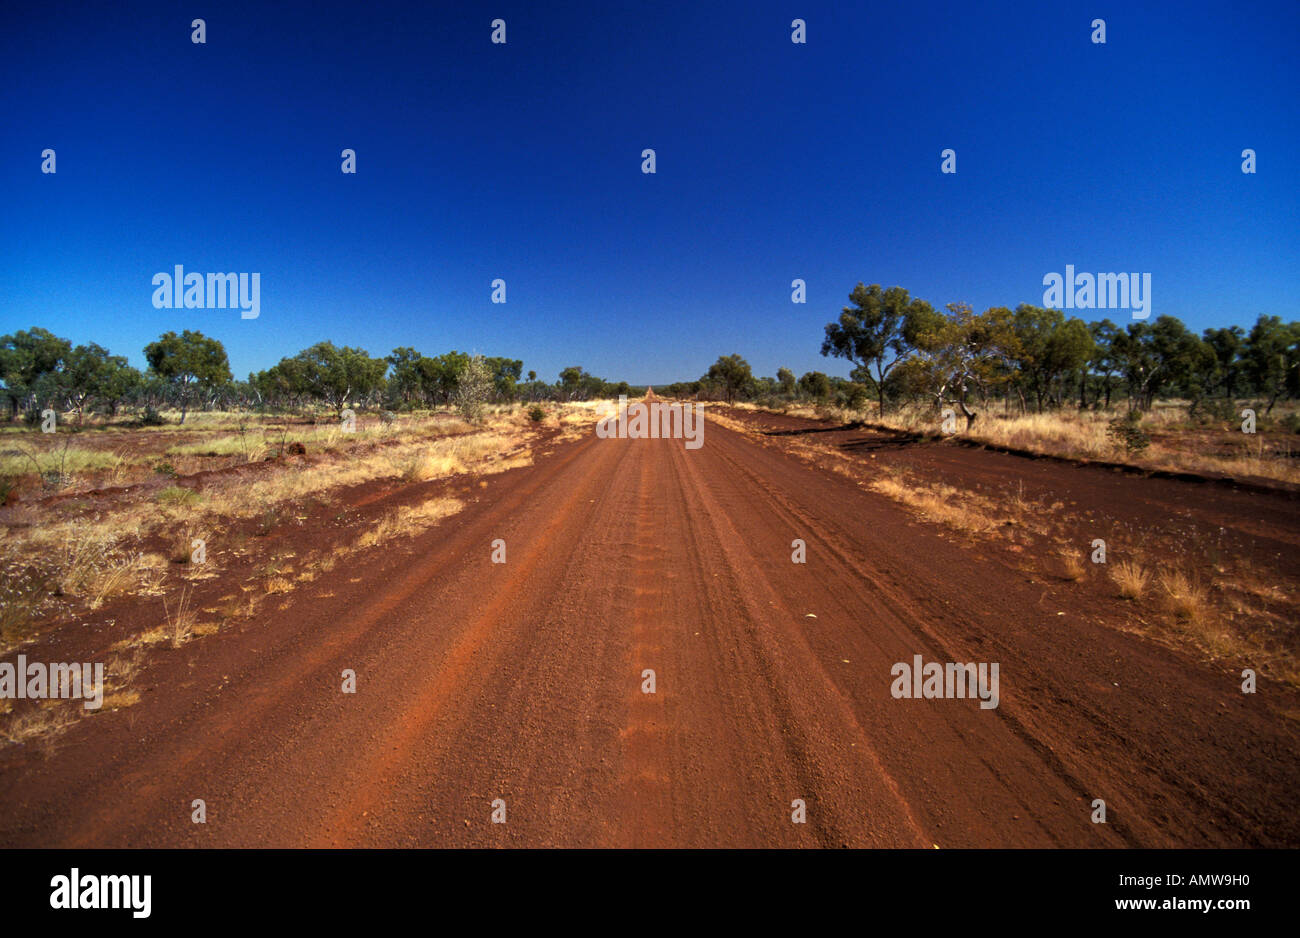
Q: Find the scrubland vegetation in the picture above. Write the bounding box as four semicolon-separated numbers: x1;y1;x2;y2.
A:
677;284;1299;485
0;401;600;658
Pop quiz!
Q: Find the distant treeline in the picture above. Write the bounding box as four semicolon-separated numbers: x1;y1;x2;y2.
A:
0;330;642;424
672;285;1300;427
5;287;1297;426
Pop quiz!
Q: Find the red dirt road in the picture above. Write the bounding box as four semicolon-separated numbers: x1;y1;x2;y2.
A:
2;415;1298;847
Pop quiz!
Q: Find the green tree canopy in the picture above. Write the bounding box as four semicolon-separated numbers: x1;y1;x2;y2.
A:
798;370;831;401
822;284;934;415
64;342;139;421
705;354;753;404
272;341;387;416
0;326;72;417
144;330;232;423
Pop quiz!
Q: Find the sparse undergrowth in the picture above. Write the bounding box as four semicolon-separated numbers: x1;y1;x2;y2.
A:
741;399;1300;486
0;403;565;661
715;407;1299;688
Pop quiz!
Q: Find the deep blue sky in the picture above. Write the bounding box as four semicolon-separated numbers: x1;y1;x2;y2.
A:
2;0;1296;385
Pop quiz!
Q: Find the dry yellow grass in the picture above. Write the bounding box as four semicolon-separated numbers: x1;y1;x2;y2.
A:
1156;435;1299;485
1058;548;1086;581
107;649;144;685
869;475;1000;535
354;497;464;551
397;427;524;481
1111;560;1149;600
961;411;1113;458
121;626;167;648
715;409;1033;540
1157;569;1209;624
1;404;577;654
403;451;462;481
865;402;1300;485
2;409;479;504
135;553;171;596
739;398;1298;485
0;525;158;644
554;400;617;442
703;409;760;437
52;525;119;596
167;433;268;461
101;690;141;710
0;443;126;479
748;394;1300;483
199;422;526;521
3;412;533;569
213;591;257;622
0;702;77;747
168;525;210;565
161;585;196;648
85;553;145;610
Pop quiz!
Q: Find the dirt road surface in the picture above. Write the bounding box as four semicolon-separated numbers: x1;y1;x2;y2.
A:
2;413;1297;847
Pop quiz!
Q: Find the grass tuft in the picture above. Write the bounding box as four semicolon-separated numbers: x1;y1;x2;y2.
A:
1157;569;1209;624
1111;560;1149;600
162;584;196;648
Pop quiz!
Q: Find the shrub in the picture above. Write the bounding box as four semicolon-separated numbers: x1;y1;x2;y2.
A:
528;405;546;422
138;406;166;427
455;355;493;424
255;506;281;537
1188;396;1235;424
839;383;870;411
156;486;200;506
1107;410;1150;456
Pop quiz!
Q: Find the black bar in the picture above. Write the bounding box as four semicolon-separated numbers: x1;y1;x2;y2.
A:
1;848;1287;926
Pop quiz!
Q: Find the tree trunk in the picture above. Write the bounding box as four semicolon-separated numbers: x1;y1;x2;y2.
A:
957;399;977;431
